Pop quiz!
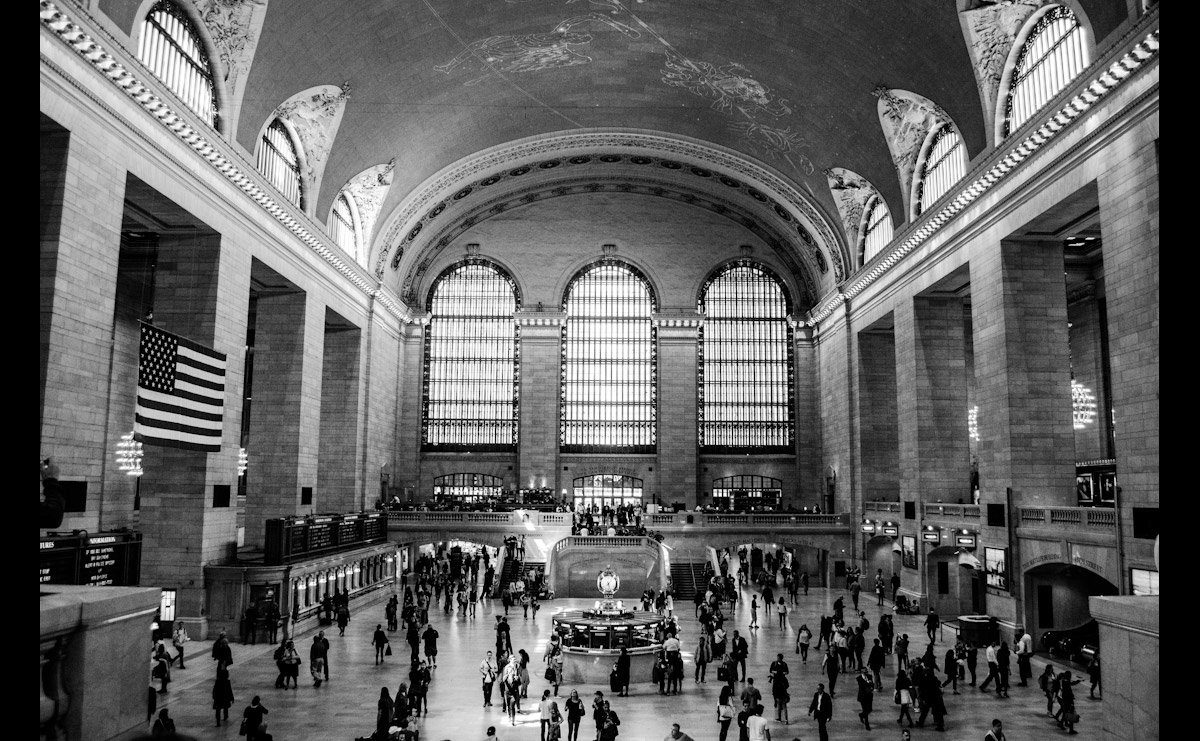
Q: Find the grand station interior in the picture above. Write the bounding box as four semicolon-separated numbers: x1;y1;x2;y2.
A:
40;1;1158;739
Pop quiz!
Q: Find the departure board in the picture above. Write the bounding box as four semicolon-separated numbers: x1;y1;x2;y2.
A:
263;511;389;564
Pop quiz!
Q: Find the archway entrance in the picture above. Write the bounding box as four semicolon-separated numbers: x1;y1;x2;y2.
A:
572;474;643;511
1023;562;1118;654
925;545;979;618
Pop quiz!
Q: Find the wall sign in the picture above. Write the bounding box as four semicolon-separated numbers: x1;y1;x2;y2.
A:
985;546;1008;591
882;525;899;536
922;529;941;544
955;533;977;547
901;535;918;569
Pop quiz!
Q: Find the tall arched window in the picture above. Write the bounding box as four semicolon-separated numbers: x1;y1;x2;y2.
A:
572;474;644;510
914;124;967;216
861;195;894;264
432;473;505;503
257;119;303;208
137;1;218;127
423;259;520;450
711;475;783;511
1003;5;1089;138
560;260;657;452
698;262;794;451
328;190;360;261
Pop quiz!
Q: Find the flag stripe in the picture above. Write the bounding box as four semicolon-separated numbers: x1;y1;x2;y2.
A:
135;393;224;423
175;369;224;392
133;429;221;452
135;412;222;437
177;350;226;379
172;378;225;403
175;334;227;362
138;385;222;411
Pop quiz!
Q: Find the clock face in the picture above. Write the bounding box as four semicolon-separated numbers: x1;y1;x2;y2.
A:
597;571;619;594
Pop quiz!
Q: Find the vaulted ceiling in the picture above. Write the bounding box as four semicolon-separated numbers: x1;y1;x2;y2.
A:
97;0;1129;305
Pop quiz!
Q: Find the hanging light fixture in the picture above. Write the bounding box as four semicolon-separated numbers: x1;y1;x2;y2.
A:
1071;379;1097;429
967;405;980;442
115;431;144;476
238;447;249;477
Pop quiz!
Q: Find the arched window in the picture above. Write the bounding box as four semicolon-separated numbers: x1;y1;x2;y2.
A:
698;261;794;451
711;475;783;511
137;1;217;127
432;473;505;503
914;124;967;216
861;195;894;264
422;259;520;450
560;260;657;452
257;119;303;208
328;190;361;262
1003;5;1089;138
572;474;644;510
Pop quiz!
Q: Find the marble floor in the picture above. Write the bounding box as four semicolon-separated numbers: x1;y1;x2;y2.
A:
157;584;1104;741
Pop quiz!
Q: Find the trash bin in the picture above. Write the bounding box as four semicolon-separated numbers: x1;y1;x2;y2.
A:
957;614;998;647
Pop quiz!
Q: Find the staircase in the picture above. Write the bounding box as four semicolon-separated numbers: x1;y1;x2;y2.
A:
669;562;704;600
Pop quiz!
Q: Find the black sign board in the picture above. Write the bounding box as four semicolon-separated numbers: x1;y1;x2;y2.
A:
39;531;142;586
263;512;389;565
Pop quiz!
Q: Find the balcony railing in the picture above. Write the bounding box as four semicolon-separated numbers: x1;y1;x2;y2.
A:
387;510;851;530
922;503;981;519
1018;506;1117;529
863;501;901;513
555;536;654;551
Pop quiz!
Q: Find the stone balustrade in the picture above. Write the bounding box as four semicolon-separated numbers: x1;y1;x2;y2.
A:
1018;506;1117;529
386;509;851;532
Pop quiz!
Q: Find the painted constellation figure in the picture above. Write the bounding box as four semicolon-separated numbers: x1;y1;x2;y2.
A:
728;121;815;175
661;53;792;118
435;14;641;85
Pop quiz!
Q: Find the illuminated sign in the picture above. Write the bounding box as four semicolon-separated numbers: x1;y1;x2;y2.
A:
922;529;941;544
882;525;899;536
860;522;876;534
955;533;977;548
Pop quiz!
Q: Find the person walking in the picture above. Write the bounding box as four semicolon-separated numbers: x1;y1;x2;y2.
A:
1039;664;1057;715
1016;627;1034;687
821;647;839;696
879;614;894;654
776;597;788;630
310;634;329;686
772;666;791;723
984;717;1007;740
170;623;189;669
564;689;585;741
1056;670;1083;734
373;624;389;665
211;663;234;727
996;640;1011;697
890;572;901;603
591;691;606;741
800;571;809;596
896;634;911;674
731;630;749;682
796;624;812;663
816;614;831;650
1087;651;1101;699
423;623;440;668
539;689;555;741
407;619;421;664
855;667;874;730
664;721;694;741
924;609;939;643
280;639;301;689
875;570;886;607
850;579;862;611
336;603;350;637
868;638;886;690
749;595;759;629
894;669;915;727
807;682;833;741
615;646;631;696
745;704;770;741
241;696;269;741
211;630;233;667
263;600;281;644
979;640;1000;693
915;665;946;731
940;647;960;694
316;630;330;682
150;708;175;737
965;641;979;685
716;685;735;741
481;650;499;707
694;630;712;683
548;645;565;697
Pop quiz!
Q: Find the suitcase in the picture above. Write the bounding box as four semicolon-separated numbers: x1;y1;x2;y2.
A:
609;670;621;693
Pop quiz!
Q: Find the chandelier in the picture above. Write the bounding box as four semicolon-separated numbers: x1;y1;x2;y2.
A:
967;405;980;442
1071;379;1097;429
238;447;249;476
116;431;144;476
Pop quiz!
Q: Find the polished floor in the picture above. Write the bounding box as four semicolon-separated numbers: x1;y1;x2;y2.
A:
158;582;1104;740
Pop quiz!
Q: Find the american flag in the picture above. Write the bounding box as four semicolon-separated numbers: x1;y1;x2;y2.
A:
134;322;227;452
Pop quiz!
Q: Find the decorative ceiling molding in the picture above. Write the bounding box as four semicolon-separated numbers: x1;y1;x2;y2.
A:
825;167;881;270
394;174;821;312
272;83;351;210
809;24;1159;327
959;0;1043;141
38;0;410;324
340;159;396;263
374;130;847;284
193;0;270;136
872;87;954;219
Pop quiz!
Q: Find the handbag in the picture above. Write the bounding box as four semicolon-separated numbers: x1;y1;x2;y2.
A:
385;644;392;656
238;718;247;736
545;666;556;681
1066;711;1081;724
894;689;900;705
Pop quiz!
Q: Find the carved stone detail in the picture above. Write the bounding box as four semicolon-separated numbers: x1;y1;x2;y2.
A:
341;159;395;261
274;83;351;206
193;0;269;126
825;167;879;268
872;87;954;214
960;1;1043;127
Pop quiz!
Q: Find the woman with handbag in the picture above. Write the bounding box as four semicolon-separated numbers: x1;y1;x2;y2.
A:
1056;670;1083;734
715;685;735;741
894;669;915;727
373;624;390;665
564;689;585;741
940;648;960;694
281;640;301;689
795;624;812;663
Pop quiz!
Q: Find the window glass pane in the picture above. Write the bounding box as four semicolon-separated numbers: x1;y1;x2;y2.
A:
330;192;358;260
1131;568;1159;596
572;474;644;510
561;262;656;450
422;261;519;448
699;263;793;449
257;120;302;207
137;2;217;126
1004;6;1089;137
917;125;967;215
862;198;893;263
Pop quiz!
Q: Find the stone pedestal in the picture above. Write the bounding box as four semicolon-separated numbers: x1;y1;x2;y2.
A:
1089;595;1159;741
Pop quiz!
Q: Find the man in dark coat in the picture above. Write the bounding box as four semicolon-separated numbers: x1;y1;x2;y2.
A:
243;603;258;645
867;638;886;690
807;682;833;741
264;600;281;644
730;630;749;681
316;630;330;680
310;634;328;686
916;667;946;731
